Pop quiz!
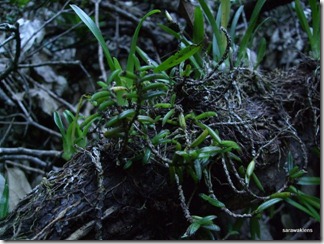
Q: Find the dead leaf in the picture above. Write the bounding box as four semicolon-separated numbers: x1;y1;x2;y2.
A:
29;88;59;115
6;166;32;212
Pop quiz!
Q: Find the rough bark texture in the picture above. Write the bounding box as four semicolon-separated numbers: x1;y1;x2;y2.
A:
0;60;319;240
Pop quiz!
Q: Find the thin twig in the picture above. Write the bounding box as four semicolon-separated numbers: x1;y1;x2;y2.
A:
5;160;45;175
93;0;107;82
22;1;71;50
175;173;192;223
0;23;21;80
0;147;61;157
0;155;48;168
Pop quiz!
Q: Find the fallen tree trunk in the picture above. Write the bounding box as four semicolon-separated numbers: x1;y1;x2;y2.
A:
0;60;319;240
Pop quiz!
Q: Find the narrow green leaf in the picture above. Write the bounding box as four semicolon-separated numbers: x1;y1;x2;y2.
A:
138;115;154;124
288;165;300;177
200;193;225;208
118;109;136;120
143;90;166;100
198;0;223;58
298;194;320;210
298;194;321;209
246;159;255;178
81;114;100;136
0;180;9;219
256;198;282;213
185;222;201;237
53;111;65;136
70;4;115;71
195;111;217;120
158;24;181;40
194;159;202;181
127;9;160;73
294;0;312;41
202;224;220;232
200;215;217;222
154;44;202;73
220;140;241;151
152;129;170;145
229;6;243;41
297;176;320;186
199;146;222;156
193;6;204;44
290;169;307;179
63;110;75;124
190;129;209;148
142;148;151;164
202;124;222;144
254;37;266;69
251;172;265;192
285;198;320;221
250;216;260;239
221;0;231;29
237;0;266;63
162;109;175;126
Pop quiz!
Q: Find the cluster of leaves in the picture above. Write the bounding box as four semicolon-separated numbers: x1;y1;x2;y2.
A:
293;0;320;59
49;0;320;240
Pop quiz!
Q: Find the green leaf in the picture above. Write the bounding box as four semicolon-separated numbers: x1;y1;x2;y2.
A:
183;222;201;237
251;172;265;192
137;115;155;124
220;140;241;151
285;198;320;221
256;198;282;213
199;215;217;222
289;169;307;179
297;176;320;186
202;224;220;232
229;6;243;41
286;151;294;173
53;111;66;136
294;0;312;43
63;110;75;124
152;129;170;145
190;129;209;148
237;0;266;64
162;109;175;126
199;146;222;157
142;148;151;164
127;9;160;74
143;90;166;100
118;109;136;120
200;193;225;208
70;4;115;72
298;194;320;210
193;6;204;44
158;24;181;40
195;111;217;120
136;46;159;67
197;0;223;58
254;37;266;69
154;44;202;73
81;115;100;137
194;159;202;181
201;124;222;145
0;177;9;219
220;0;231;29
246;159;255;177
250;216;260;239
